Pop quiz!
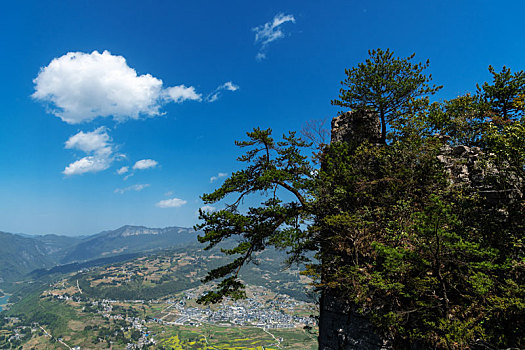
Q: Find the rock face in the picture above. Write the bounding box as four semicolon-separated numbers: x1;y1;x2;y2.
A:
438;144;523;202
437;144;485;186
331;110;381;145
319;110;388;350
319;292;389;350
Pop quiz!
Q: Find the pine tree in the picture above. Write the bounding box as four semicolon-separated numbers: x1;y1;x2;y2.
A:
195;128;314;304
477;65;525;121
332;48;441;144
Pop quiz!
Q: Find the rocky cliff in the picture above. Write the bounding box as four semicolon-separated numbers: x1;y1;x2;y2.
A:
318;110;523;349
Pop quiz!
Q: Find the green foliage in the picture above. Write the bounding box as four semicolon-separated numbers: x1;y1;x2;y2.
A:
477;65;525;120
331;48;442;143
195;128;314;304
313;124;524;347
5;291;78;334
484;119;525;172
78;276;197;301
426;94;488;146
197;51;525;348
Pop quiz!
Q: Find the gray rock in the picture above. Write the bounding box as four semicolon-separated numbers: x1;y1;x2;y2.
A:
331;110;381;145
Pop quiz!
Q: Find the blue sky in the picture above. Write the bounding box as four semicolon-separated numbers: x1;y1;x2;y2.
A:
0;0;524;236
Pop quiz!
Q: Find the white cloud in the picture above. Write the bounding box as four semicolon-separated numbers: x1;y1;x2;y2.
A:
65;127;111;153
63;127;117;176
156;197;187;208
206;81;240;102
118;160;156;179
32;50;201;124
253;13;296;60
114;183;150;194
200;205;216;213
163;85;202;103
63;156;111;176
222;82;239;92
164;191;173;197
210;172;228;183
117;166;129;175
133;159;158;170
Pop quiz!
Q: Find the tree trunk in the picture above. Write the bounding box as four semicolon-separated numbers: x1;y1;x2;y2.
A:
380;110;387;144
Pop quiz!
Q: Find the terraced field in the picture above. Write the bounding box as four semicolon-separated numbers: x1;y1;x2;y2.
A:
1;248;318;349
154;324;317;350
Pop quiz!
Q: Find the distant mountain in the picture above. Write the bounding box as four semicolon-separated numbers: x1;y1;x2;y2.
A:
0;225;200;284
32;234;83;256
60;225;198;263
0;231;80;283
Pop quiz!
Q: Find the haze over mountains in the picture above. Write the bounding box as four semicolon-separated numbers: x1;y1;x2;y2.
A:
0;225;198;283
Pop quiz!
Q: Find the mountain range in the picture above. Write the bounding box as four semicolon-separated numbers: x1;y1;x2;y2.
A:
0;225;199;284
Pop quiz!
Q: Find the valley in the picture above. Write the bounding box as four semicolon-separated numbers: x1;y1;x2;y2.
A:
0;226;318;349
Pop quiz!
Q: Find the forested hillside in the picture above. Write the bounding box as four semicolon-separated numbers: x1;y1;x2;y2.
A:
0;226;198;285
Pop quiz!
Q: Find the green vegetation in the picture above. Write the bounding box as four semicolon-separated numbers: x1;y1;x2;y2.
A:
477;65;525;120
313;121;524;347
7;292;77;333
70;245;310;302
154;324;315;350
196;128;314;304
0;245;316;349
331;48;442;143
196;49;525;348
